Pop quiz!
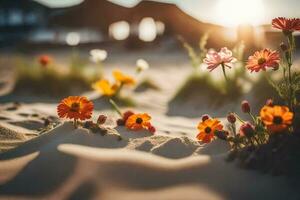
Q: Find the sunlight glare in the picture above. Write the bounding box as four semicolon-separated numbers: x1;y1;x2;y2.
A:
215;0;265;27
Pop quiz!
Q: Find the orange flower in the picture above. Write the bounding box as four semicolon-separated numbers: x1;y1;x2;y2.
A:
260;105;293;133
113;70;135;86
92;79;118;96
39;55;52;67
272;17;300;33
125;113;151;131
197;118;223;143
57;96;94;121
246;49;280;72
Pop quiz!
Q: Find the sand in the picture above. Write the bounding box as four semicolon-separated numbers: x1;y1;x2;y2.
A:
0;114;298;200
0;49;299;199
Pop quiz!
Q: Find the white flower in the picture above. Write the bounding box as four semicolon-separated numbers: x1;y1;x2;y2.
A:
90;49;107;63
136;59;149;72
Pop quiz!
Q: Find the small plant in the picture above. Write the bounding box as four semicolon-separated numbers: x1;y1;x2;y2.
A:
268;17;300;111
12;54;96;98
179;33;209;70
193;17;300;175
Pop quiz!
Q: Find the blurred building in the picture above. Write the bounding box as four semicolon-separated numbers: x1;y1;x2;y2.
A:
1;0;293;50
50;0;231;48
0;0;51;45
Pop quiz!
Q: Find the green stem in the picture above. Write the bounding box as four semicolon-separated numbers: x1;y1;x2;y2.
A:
286;33;294;111
249;112;257;125
115;83;123;98
221;63;228;82
109;99;123;117
253;136;261;145
74;119;78;128
231;123;236;137
234;113;245;123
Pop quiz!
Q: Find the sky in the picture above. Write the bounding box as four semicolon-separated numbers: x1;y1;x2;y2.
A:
35;0;300;27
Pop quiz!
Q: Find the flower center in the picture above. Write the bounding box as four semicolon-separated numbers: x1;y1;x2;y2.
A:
257;58;266;65
136;117;143;124
70;102;80;112
273;116;283;125
205;127;212;134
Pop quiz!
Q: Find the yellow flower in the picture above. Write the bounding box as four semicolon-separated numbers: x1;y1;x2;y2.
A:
113;70;135;86
92;79;118;97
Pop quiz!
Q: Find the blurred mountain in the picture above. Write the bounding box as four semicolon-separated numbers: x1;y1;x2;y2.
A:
50;0;230;47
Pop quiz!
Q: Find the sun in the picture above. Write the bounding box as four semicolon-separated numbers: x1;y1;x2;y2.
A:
215;0;265;27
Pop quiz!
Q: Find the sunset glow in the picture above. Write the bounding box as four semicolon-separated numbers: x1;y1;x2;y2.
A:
215;0;265;27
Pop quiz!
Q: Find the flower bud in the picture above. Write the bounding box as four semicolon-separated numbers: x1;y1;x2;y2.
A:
239;122;255;138
148;125;156;134
43;118;50;127
280;42;288;52
97;115;107;125
83;121;94;129
117;118;125;126
214;130;228;140
272;63;279;71
266;99;274;107
227;113;236;124
123;110;134;121
241;100;251;113
201;114;210;122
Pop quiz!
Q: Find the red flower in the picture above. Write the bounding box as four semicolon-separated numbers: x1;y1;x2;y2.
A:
272;17;300;33
39;55;52;67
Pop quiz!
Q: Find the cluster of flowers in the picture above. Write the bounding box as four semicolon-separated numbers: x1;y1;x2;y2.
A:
51;46;152;134
197;17;299;146
197;100;294;147
57;96;155;134
204;17;300;76
54;17;298;143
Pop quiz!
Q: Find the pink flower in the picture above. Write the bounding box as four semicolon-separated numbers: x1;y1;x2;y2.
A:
203;47;237;71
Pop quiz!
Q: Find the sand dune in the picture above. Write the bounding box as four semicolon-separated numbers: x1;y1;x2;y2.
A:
0;121;298;200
